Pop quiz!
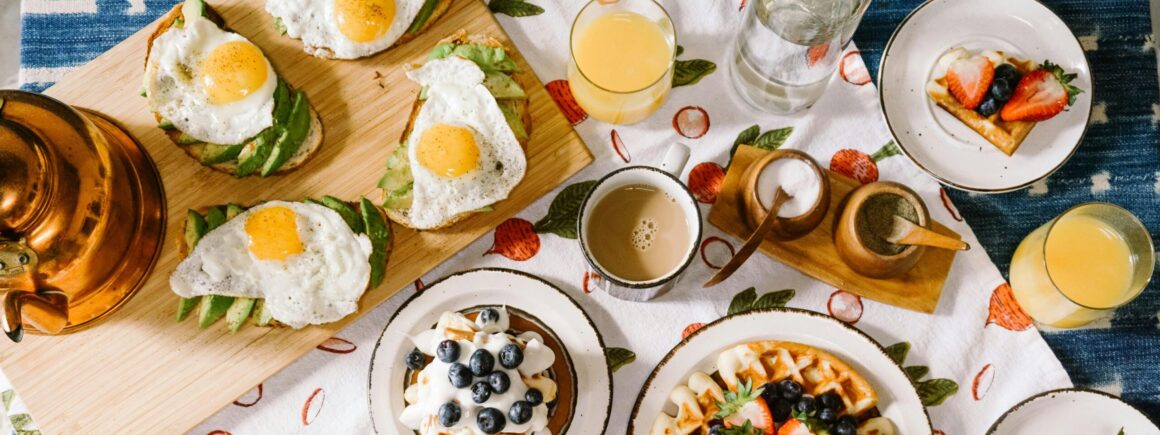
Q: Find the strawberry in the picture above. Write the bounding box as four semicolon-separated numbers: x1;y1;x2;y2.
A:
1000;61;1082;122
715;380;775;434
776;419;814;435
946;55;994;109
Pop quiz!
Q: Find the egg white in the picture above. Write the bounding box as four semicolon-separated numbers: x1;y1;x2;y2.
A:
146;14;277;145
169;201;373;328
266;0;424;59
404;57;527;230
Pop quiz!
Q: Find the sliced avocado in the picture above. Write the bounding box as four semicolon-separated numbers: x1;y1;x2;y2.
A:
406;0;441;35
418;86;429;101
182;0;205;19
320;196;365;233
498;101;528;143
254;300;274;326
450;44;518;73
184;209;209;250
235;130;277;177
204;206;227;230
274;17;287;35
427;43;455;60
226;297;256;333
484;73;526;99
272;80;292;124
303;197;324;206
260;90;311;176
360;197;390;288
225;203;245;219
200;142;246;164
158;119;176;130
177;296;200;322
378;143;414;209
177;132;202;145
198;294;234;329
475;205;494;212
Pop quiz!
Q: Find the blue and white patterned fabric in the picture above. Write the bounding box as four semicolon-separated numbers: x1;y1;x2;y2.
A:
16;0;1160;422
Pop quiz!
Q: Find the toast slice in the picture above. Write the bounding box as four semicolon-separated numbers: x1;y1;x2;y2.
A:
269;0;452;59
379;30;533;230
145;2;324;176
926;51;1037;156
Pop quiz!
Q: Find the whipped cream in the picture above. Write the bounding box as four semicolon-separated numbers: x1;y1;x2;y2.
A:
400;308;557;434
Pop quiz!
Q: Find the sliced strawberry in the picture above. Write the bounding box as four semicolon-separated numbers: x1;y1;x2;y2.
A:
946;55;994;109
1000;61;1083;122
723;397;775;434
776;419;814;435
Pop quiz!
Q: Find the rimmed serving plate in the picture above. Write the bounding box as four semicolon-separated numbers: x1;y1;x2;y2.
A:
987;388;1159;434
367;268;612;434
879;0;1092;193
628;307;931;434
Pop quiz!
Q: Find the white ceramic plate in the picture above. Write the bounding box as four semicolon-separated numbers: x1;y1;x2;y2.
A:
879;0;1092;193
368;268;612;434
628;308;931;434
988;389;1159;434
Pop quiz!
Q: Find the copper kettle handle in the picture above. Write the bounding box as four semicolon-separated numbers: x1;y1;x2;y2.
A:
2;289;68;342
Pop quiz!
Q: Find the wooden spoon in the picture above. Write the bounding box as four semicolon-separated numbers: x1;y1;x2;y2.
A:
704;187;793;288
884;215;970;251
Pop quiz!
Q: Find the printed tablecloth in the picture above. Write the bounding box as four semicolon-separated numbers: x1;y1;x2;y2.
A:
12;0;1139;432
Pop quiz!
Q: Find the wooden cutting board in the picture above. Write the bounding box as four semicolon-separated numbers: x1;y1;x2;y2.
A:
0;1;592;433
709;145;959;314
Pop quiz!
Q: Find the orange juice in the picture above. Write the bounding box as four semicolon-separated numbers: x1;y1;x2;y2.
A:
1009;205;1151;328
568;3;675;124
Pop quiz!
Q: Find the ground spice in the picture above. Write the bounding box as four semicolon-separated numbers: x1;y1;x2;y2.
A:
856;193;920;256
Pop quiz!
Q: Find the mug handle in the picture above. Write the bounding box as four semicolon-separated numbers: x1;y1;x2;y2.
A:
660;143;690;176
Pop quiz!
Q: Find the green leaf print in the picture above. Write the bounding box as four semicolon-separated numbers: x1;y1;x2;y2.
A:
1;389;12;411
903;365;929;382
753;127;793;151
673;59;716;87
675;45;685;57
916;378;959;406
727;287;757;316
728;287;795;315
489;0;545;17
883;342;910;365
532;180;597;239
605;347;636;373
16;430;42;435
10;413;32;430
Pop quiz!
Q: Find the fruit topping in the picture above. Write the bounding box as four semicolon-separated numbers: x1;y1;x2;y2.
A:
770;398;792;423
817;391;844;411
437;339;460;363
709;423;726;435
831;419;857;435
448;363;472;388
479;308;501;324
759;382;779;407
946;54;995;110
470;349;495;376
989;77;1014;102
404;348;425;370
488;371;511;394
817;407;837;424
994;63;1020;84
713;380;774;434
499;343;524;369
471;381;491;404
477;407;506;434
794;396;817;415
438;401;461;427
1000;60;1082;122
509;400;534;424
525;388;543;406
777;419;813;435
778;379;804;402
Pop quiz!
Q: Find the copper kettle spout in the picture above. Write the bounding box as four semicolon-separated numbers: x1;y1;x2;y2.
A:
0;238;68;342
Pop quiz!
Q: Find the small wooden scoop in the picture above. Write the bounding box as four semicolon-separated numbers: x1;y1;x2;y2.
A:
884;215;970;251
704;187;793;288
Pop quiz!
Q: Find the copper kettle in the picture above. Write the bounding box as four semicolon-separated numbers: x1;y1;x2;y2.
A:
0;90;165;342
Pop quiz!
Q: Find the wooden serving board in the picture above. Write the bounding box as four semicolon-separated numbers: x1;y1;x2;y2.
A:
709;145;958;314
0;1;592;433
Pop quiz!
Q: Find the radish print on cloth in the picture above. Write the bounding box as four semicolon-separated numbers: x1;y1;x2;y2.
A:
827;290;864;324
699;236;736;269
546;80;587;126
485;218;541;261
986;283;1034;331
673;106;710;139
829;140;901;185
688;162;726;204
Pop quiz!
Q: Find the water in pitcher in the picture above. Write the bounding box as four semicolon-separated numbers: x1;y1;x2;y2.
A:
730;0;869;114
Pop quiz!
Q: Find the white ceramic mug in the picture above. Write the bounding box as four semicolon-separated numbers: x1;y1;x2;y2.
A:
577;143;702;301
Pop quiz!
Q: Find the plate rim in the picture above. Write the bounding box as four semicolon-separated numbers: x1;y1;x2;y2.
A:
626;306;933;433
876;0;1094;193
985;387;1160;434
365;267;613;434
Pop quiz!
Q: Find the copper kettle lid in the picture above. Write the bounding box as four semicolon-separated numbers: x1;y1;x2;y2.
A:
0;90;166;341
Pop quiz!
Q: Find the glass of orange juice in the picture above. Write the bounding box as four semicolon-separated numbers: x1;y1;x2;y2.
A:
568;0;676;125
1009;203;1154;328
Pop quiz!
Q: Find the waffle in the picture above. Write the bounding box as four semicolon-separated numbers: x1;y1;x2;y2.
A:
651;341;881;435
926;52;1038;156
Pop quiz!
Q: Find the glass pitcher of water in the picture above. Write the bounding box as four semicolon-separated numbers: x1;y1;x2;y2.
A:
730;0;872;114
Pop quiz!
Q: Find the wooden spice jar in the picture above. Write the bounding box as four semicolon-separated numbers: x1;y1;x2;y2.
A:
834;182;930;278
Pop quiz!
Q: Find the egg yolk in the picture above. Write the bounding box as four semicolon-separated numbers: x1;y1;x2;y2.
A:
417;124;481;178
334;0;397;43
200;41;269;105
245;207;305;261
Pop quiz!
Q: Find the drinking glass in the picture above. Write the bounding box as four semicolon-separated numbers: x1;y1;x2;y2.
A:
1008;203;1154;328
567;0;676;125
730;0;872;114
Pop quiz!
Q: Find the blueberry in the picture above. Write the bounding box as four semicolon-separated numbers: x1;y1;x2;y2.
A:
477;407;506;434
990;78;1013;102
498;344;524;369
977;97;1000;117
708;423;725;435
479;308;501;324
770;398;792;423
470;349;495;376
817;407;837;423
437;340;460;363
525;388;544;406
778;379;803;401
404;348;425;370
488;371;511;394
837;415;859;428
508;400;534;424
471;381;492;403
995;63;1020;84
794;396;817;415
832;420;857;435
437;402;461;427
817;391;844;411
448;363;472;388
759;382;779;406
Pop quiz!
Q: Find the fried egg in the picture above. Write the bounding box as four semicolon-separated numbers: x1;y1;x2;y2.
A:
404;57;526;229
170;201;373;328
145;3;278;145
266;0;425;59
